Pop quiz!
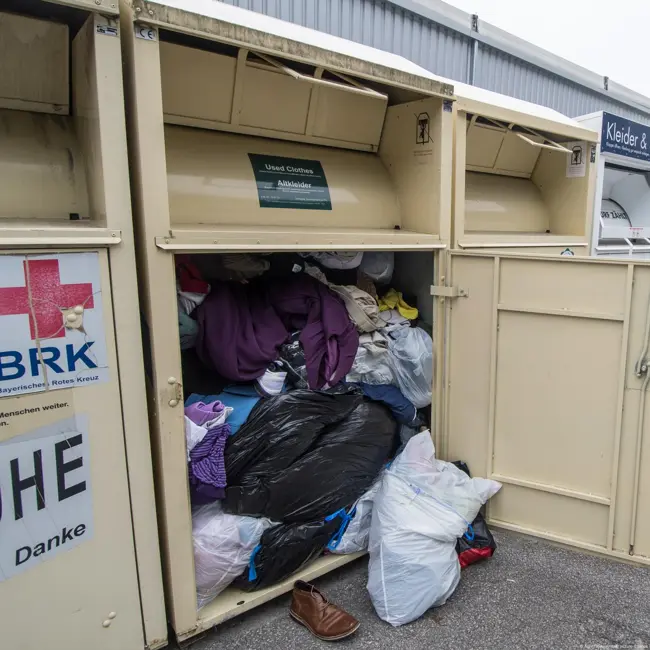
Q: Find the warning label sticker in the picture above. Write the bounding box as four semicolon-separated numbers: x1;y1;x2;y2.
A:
0;414;94;582
0;253;109;397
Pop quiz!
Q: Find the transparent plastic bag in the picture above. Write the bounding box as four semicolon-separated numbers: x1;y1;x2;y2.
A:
192;503;273;609
367;432;501;626
329;476;382;555
388;327;433;408
360;252;394;284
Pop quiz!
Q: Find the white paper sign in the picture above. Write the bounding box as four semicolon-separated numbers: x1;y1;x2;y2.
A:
0;253;109;397
0;415;94;582
566;141;587;178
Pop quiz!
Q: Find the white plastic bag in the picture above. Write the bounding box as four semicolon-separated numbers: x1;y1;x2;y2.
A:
367;431;501;626
330;476;382;555
193;503;273;608
388;327;433;408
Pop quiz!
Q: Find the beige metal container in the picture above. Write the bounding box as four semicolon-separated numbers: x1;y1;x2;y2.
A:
119;0;650;645
442;250;650;572
0;3;166;649
119;0;454;641
447;82;600;254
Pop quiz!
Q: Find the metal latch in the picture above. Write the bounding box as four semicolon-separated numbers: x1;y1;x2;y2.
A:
430;285;468;298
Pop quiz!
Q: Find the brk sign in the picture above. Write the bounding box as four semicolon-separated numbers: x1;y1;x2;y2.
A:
0;253;109;396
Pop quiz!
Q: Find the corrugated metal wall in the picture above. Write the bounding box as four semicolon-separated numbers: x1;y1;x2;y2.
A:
474;44;650;124
219;0;650;124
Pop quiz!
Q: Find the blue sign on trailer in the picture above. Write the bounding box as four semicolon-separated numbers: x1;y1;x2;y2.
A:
601;112;650;163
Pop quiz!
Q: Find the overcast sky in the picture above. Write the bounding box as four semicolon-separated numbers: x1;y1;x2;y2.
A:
430;0;650;98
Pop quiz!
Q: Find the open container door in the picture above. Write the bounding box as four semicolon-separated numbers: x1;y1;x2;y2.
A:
447;83;599;255
577;112;650;259
442;249;650;568
119;0;454;641
0;3;166;648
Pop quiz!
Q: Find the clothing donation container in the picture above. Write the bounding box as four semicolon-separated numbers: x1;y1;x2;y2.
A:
0;2;166;649
576;111;650;259
119;0;455;641
439;95;650;574
446;82;599;254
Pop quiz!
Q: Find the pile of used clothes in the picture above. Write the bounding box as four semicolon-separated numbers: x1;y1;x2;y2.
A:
178;251;497;620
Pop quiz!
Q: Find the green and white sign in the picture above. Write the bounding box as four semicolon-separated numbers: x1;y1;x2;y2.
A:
248;154;332;210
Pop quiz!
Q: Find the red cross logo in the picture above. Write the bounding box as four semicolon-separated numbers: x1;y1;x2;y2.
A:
0;258;94;340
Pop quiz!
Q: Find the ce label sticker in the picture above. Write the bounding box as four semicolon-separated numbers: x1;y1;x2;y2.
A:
135;25;157;41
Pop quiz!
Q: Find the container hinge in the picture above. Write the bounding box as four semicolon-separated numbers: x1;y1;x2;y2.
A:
430;285;468;298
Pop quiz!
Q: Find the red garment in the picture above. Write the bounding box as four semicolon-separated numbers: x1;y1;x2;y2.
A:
176;255;210;294
459;546;494;569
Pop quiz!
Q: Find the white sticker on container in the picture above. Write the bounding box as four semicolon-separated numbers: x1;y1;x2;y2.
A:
560;248;575;256
0;252;109;397
135;25;158;41
96;23;118;37
0;415;94;582
566;141;587;178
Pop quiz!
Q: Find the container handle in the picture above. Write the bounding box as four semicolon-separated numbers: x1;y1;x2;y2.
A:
515;132;572;153
251;51;388;100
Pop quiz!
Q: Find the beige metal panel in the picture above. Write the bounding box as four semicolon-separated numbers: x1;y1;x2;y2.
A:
0;12;69;114
630;387;650;559
157;225;442;252
453;106;594;249
454;94;599;144
444;254;495;475
618;264;650;558
379;97;451;240
457;241;589;256
239;64;311;134
0;224;121;247
0;250;143;650
493;311;622;498
44;0;120;14
489;485;609;546
310;84;387;147
159;41;387;152
0;110;90;221
614;387;643;554
494;130;542;175
533;148;594;238
444;252;636;553
160;42;236;124
119;14;198;635
125;0;454;100
165;126;400;230
498;257;627;317
464;172;550;234
80;14;168;648
465;123;503;169
73;17;107;227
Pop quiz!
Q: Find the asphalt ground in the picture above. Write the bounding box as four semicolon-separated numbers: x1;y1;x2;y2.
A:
176;529;650;650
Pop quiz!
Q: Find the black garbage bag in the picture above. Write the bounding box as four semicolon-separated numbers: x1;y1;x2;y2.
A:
452;461;497;567
225;389;362;481
224;394;397;522
233;514;345;591
456;512;496;568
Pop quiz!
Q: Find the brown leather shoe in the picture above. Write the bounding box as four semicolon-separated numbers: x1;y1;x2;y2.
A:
290;580;360;641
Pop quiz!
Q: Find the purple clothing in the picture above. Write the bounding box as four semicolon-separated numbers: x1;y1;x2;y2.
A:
188;422;230;505
196;274;358;389
184;400;226;427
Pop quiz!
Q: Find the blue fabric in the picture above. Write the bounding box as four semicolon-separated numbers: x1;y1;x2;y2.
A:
185;385;261;435
355;383;417;425
326;507;355;552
